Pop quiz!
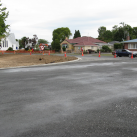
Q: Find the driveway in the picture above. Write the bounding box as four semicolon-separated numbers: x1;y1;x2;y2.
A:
0;56;137;137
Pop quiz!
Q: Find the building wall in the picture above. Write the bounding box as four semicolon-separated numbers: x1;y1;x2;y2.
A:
124;43;137;51
60;40;73;53
0;34;19;50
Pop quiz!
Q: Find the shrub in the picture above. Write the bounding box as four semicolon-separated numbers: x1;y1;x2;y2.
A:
7;47;13;51
28;49;32;52
62;46;66;51
25;47;29;51
83;50;87;54
97;49;100;53
114;43;123;49
101;45;112;52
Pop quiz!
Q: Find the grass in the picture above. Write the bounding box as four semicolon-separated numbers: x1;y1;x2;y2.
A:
92;53;113;57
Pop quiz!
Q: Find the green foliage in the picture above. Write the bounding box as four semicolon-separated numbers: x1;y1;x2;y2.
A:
101;45;112;52
114;43;123;49
0;2;9;38
38;39;48;44
25;47;29;51
7;47;13;51
73;30;81;38
19;37;28;48
51;27;72;50
97;49;100;53
62;46;66;51
98;22;137;42
98;26;106;38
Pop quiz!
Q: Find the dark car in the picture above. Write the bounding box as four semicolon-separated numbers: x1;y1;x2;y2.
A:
112;49;137;58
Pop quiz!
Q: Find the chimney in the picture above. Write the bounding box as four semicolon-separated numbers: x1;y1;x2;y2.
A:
126;33;130;40
65;37;68;40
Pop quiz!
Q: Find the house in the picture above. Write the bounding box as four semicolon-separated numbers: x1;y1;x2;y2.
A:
0;33;19;50
122;36;137;52
60;36;113;53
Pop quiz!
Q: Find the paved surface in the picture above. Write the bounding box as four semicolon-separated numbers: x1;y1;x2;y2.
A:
1;56;137;137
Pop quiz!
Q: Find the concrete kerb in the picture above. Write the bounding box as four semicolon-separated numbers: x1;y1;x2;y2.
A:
0;57;82;70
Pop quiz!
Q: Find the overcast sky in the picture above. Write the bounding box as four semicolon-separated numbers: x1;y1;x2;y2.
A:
3;0;137;42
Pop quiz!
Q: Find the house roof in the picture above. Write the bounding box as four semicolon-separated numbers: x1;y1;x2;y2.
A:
64;36;106;46
122;39;137;43
109;41;121;44
74;41;97;46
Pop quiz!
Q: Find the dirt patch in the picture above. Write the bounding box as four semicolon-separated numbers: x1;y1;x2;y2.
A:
0;54;78;68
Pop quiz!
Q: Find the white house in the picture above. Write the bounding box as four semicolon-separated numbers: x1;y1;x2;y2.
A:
0;33;19;50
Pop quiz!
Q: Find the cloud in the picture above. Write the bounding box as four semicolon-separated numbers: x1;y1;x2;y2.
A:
2;0;137;42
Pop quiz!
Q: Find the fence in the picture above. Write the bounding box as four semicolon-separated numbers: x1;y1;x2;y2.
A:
0;50;55;54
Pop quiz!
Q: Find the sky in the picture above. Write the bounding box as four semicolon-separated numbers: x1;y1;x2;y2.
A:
2;0;137;43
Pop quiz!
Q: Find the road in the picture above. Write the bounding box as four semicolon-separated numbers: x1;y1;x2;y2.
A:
0;56;137;137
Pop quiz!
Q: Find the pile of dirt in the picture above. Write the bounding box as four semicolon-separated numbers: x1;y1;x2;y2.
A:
0;54;78;68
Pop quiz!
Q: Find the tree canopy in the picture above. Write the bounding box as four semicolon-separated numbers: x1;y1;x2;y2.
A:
38;39;49;45
0;1;9;38
51;27;72;51
97;22;137;42
73;30;81;38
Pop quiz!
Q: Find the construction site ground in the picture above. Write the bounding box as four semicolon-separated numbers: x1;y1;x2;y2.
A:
0;54;77;68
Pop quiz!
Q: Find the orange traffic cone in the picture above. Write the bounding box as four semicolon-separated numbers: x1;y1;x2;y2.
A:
114;51;116;58
131;52;133;59
48;51;50;55
82;52;84;56
98;51;101;57
64;52;67;57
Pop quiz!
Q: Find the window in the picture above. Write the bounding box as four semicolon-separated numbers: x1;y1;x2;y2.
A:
128;44;137;49
5;39;6;47
62;44;68;48
78;47;80;50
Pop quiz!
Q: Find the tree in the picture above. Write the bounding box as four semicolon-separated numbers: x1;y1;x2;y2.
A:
98;26;106;40
19;37;28;48
38;39;49;45
0;1;9;38
51;27;72;51
73;30;81;38
103;30;112;42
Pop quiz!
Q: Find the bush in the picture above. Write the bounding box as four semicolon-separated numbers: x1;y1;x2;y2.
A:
101;45;112;52
25;47;29;51
114;43;123;49
83;50;87;54
62;46;66;51
7;47;13;51
97;49;100;53
28;49;32;52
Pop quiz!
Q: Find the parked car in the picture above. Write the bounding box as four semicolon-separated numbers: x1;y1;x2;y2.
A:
112;49;137;57
87;49;95;54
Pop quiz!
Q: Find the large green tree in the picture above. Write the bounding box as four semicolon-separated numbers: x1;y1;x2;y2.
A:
0;1;9;38
73;30;81;38
98;22;137;42
19;37;28;49
51;27;72;51
98;26;106;40
38;39;49;44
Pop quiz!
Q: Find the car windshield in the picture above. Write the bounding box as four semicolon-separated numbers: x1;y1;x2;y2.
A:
126;50;131;52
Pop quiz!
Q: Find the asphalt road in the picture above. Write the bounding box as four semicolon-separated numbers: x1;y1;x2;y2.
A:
0;56;137;137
